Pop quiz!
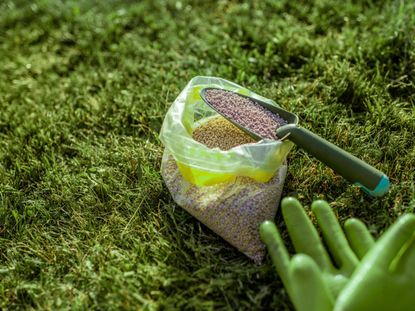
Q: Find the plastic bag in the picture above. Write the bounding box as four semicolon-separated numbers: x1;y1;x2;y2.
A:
159;76;293;186
160;77;291;262
161;151;287;263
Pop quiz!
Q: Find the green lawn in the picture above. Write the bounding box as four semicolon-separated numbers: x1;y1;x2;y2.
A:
0;0;414;310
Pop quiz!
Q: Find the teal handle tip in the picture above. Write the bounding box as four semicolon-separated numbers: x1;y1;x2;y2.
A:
356;175;390;197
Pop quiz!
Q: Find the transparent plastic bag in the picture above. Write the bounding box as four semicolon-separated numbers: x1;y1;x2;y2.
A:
161;151;287;263
159;76;293;186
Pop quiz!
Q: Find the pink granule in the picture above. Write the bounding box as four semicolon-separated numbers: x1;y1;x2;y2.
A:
205;89;287;140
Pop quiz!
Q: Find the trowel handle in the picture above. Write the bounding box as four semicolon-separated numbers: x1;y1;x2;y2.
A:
276;124;389;197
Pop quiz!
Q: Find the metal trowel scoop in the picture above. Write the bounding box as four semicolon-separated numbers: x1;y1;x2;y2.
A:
200;87;389;197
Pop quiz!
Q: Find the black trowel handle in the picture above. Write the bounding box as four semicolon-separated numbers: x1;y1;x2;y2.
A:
276;124;389;197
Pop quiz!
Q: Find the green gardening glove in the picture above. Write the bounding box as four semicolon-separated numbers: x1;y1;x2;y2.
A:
260;197;375;311
334;213;415;311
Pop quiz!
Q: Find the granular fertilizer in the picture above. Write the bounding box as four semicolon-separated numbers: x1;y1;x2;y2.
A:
192;117;255;150
162;154;286;263
161;116;287;263
204;89;287;140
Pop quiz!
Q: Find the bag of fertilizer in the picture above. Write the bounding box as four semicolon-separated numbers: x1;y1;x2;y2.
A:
159;77;292;262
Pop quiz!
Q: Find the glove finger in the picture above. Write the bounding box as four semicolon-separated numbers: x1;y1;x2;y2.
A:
344;218;375;259
371;214;415;269
311;200;358;274
282;197;333;272
391;227;415;275
334;216;415;311
289;254;334;311
260;220;291;289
